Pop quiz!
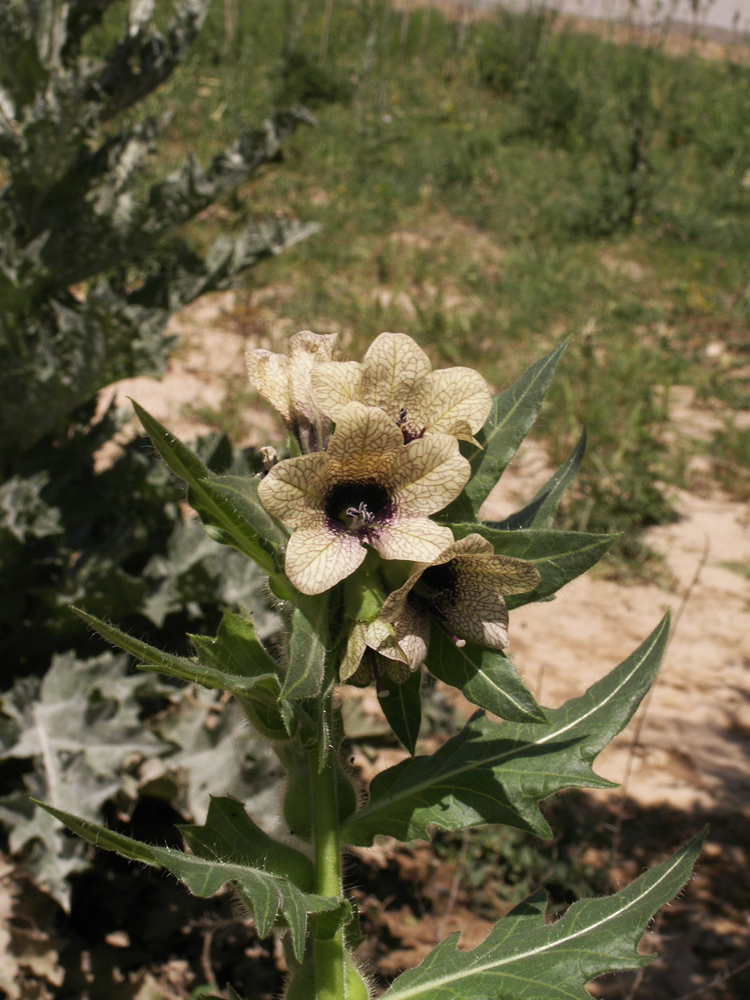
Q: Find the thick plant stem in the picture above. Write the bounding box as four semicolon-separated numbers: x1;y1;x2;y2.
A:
310;702;346;999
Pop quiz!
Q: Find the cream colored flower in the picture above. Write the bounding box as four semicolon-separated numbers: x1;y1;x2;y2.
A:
379;533;540;665
257;402;470;595
246;330;341;452
310;332;492;444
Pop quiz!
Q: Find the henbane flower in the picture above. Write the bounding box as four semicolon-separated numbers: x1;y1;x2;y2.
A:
246;330;341;452
310;331;492;444
257;402;470;595
379;533;541;667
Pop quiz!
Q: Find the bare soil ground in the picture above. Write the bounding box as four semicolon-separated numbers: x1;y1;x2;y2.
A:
93;289;750;999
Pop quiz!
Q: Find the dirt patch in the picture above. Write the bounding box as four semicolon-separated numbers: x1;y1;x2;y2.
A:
484;440;750;820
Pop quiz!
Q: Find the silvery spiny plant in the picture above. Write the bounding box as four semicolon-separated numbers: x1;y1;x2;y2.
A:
0;0;315;472
40;332;702;998
0;0;316;686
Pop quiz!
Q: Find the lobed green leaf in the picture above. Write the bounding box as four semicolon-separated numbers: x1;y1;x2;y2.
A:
441;341;568;523
73;608;305;740
35;802;342;962
178;796;314;892
341;615;669;846
381;830;703;999
73;608;279;697
188;611;281;680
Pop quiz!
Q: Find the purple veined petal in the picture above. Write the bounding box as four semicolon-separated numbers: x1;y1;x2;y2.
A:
284;524;367;595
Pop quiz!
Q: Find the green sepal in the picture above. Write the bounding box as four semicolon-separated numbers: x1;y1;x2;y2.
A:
489;427;587;530
131;400;282;574
440;341;568;523
178;796;314;892
380;829;704;999
379;668;423;755
427;627;546;723
35;802;341;961
450;525;616;608
341;614;669;846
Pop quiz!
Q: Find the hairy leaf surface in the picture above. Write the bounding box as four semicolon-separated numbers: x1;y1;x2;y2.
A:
74;608;281;697
283;593;330;701
381;830;703;999
208;475;288;548
178;795;314;891
36;802;342;961
133;401;280;573
341;615;668;846
379;668;423;755
428;627;546;723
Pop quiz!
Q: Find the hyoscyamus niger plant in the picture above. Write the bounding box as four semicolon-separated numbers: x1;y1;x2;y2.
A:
38;333;702;999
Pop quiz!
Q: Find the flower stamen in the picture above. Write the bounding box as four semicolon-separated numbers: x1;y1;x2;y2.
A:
346;502;378;531
258;402;469;595
434;617;467;648
378;533;541;662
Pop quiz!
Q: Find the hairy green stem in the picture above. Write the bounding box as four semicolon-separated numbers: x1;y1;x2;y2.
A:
310;697;346;999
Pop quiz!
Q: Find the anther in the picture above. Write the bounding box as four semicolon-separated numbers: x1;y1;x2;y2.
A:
346;502;377;528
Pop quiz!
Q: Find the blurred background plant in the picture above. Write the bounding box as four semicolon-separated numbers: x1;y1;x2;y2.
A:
0;0;307;924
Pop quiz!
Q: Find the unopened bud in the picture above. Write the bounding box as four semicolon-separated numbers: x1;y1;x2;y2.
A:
261;446;279;471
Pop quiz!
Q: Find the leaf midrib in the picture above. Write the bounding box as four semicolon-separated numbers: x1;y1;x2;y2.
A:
345;624;663;832
476;348;562;462
382;845;686;999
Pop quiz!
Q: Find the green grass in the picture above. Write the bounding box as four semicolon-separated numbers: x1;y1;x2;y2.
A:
120;0;750;577
710;424;750;500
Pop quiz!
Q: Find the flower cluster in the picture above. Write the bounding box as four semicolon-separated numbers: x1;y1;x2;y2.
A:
249;331;539;686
